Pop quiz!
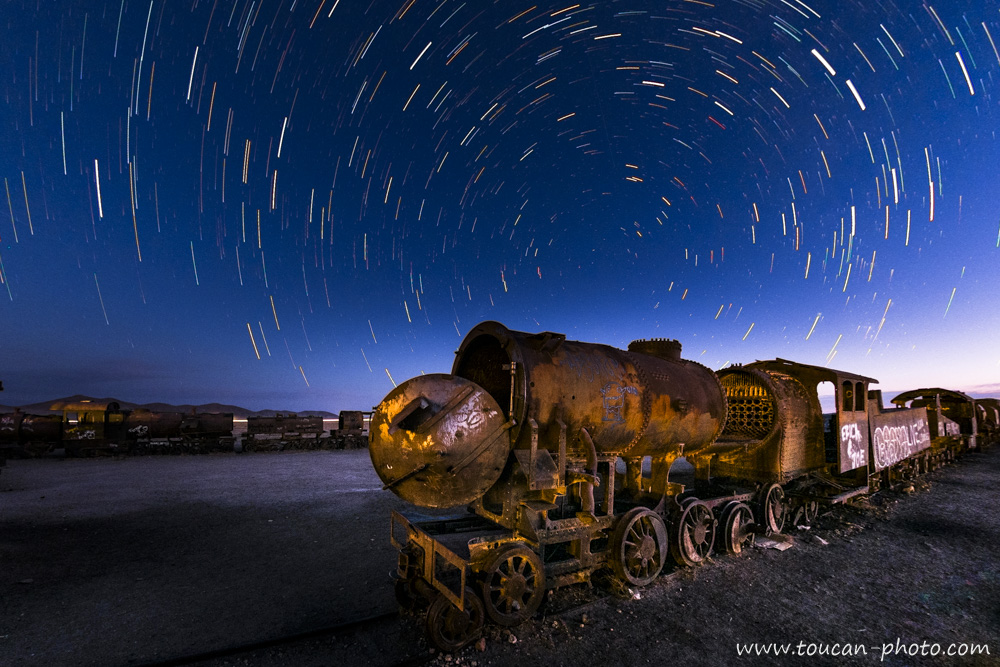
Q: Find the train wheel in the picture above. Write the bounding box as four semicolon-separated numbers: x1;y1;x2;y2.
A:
425;587;484;653
611;507;667;586
670;500;716;567
480;545;545;626
720;502;755;555
758;483;786;535
394;578;426;613
803;500;819;525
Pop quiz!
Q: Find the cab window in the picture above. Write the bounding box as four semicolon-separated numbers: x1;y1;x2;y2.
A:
842;381;854;412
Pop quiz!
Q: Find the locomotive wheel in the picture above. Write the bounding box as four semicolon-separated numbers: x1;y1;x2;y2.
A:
720;502;756;555
425;587;484;653
611;507;668;586
802;499;819;525
394;578;426;613
670;500;716;567
480;545;545;626
759;483;786;535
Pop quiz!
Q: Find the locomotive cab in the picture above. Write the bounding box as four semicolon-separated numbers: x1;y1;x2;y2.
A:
708;360;875;485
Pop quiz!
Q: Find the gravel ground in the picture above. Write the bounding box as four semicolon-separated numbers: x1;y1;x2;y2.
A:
2;448;998;667
0;451;408;666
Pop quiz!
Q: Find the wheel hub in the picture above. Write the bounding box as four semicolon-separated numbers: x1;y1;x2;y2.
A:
502;573;527;604
638;534;656;560
693;520;708;544
446;609;472;635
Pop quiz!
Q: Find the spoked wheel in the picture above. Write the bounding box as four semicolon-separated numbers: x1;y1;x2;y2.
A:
758;483;786;535
720;502;756;555
480;545;545;626
670;500;716;566
611;507;668;586
394;577;425;612
425;587;485;653
802;499;819;525
791;498;818;527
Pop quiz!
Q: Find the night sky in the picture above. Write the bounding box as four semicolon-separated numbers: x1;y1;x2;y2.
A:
1;0;998;412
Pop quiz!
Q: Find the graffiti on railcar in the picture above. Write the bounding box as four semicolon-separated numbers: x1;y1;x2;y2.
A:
840;422;868;470
873;423;930;470
870;408;932;472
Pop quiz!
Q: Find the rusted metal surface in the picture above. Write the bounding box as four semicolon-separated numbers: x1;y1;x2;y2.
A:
369;321;727;651
976;398;1000;448
1;403;237;455
338;410;365;432
330;410;369;449
181;412;234;438
51;401;128;451
19;413;65;455
49;400;123;412
709;360;877;482
390;510;473;609
370;323;726;526
869;407;932;472
891;388;977;448
370;374;511;509
246;414;323;438
451;323;726;463
244;414;323;451
0;411;25;443
127;410;185;440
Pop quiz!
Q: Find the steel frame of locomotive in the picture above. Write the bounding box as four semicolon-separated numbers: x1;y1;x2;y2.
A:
373;322;997;652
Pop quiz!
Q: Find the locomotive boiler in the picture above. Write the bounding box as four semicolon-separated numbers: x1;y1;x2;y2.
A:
371;321;726;509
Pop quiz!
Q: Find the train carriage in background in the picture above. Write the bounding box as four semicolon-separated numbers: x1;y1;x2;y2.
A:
51;400;129;456
243;414;325;452
179;411;235;452
128;409;235;453
1;408;63;458
974;398;1000;449
0;405;371;457
126;409;185;452
890;389;978;454
328;410;369;449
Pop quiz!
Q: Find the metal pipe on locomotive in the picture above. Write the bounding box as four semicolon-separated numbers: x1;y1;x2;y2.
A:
369;321;988;651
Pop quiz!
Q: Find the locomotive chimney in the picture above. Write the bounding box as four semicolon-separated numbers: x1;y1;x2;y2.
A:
627;338;682;361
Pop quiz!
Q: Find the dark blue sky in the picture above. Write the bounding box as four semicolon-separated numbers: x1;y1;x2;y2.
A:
1;0;998;412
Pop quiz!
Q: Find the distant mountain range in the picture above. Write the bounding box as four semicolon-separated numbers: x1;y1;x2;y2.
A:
0;394;336;418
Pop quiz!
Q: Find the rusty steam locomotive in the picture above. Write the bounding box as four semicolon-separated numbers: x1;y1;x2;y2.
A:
369;321;998;651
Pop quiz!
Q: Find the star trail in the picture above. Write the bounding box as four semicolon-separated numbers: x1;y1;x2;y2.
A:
1;0;998;411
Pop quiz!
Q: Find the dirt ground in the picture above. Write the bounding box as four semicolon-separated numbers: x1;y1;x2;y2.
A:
2;447;998;667
0;451;409;666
